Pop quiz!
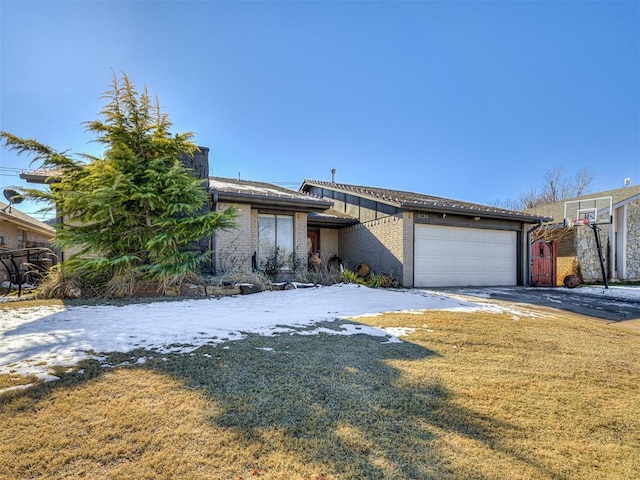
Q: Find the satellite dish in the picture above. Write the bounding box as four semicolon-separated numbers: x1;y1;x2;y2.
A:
3;188;23;205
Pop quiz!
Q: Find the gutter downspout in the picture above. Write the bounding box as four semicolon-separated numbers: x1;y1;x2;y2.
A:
526;220;544;286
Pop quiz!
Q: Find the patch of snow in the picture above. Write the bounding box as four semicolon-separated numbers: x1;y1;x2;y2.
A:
0;284;531;391
382;327;417;338
562;285;640;302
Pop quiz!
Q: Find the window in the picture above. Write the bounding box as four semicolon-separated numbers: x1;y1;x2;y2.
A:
17;229;26;248
258;214;294;270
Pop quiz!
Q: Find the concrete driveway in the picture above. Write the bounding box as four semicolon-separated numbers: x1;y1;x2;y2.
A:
441;286;640;327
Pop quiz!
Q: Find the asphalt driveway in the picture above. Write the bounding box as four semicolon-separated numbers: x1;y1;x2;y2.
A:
441;286;640;323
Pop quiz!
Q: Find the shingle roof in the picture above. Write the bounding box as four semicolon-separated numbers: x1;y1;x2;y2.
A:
210;177;331;211
526;184;640;224
0;202;56;235
302;180;549;222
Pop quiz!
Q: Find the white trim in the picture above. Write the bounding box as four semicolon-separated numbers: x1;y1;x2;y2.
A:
611;204;628;280
621;204;627;280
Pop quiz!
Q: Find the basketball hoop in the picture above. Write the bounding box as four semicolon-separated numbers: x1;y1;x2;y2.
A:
563;196;612;289
570;218;590;227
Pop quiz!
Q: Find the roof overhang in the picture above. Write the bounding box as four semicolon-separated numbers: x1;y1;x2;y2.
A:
213;190;332;213
402;202;552;223
19;171;61;184
307;211;359;228
0;210;56;237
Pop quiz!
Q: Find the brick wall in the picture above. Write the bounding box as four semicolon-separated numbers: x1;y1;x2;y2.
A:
214;206;310;275
1;223;52;249
338;214;404;281
294;212;307;267
214;202;252;272
320;228;339;260
402;211;414;286
0;222;23;250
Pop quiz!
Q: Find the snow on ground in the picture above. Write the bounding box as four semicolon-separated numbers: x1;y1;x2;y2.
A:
447;285;640;303
561;285;640;302
0;284;548;390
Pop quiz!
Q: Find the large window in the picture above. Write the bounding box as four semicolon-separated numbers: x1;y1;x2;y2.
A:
258;214;294;270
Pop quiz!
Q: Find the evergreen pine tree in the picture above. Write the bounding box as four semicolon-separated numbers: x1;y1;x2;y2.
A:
1;72;236;295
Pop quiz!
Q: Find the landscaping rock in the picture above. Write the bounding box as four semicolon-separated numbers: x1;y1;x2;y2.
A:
181;283;206;296
563;274;581;288
206;285;241;296
239;284;260;295
164;286;181;297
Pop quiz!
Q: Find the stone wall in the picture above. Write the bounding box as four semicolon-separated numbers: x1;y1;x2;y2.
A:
179;147;210;181
179;147;211;268
626;199;640;279
576;225;609;282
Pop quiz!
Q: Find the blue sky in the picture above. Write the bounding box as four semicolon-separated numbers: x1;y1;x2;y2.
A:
1;0;638;220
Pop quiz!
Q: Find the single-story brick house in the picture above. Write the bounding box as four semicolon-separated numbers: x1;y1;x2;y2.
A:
527;184;640;283
21;147;550;287
300;180;548;287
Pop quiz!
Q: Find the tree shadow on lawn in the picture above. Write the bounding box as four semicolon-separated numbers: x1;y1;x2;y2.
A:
1;320;563;479
141;322;557;479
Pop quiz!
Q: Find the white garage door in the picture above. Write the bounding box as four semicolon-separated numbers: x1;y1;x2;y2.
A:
414;224;517;287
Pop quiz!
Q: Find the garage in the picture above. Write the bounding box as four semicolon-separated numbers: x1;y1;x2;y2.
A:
414;224;517;287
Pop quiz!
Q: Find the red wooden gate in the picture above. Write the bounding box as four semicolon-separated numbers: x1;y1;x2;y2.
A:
531;240;555;286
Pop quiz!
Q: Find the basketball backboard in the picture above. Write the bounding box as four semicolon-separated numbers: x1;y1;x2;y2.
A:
563;196;612;227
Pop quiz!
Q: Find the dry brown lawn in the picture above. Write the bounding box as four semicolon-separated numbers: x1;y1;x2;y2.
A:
1;305;638;479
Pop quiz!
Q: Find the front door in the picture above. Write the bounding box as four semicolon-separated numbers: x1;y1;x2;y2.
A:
307;231;319;254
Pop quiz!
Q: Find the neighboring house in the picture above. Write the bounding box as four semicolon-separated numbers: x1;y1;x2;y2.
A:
527;185;640;283
0;201;56;282
300;180;548;287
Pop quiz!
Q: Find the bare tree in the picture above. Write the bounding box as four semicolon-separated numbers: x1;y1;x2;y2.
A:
519;186;544;209
542;167;568;203
493;166;595;210
574;167;594;197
